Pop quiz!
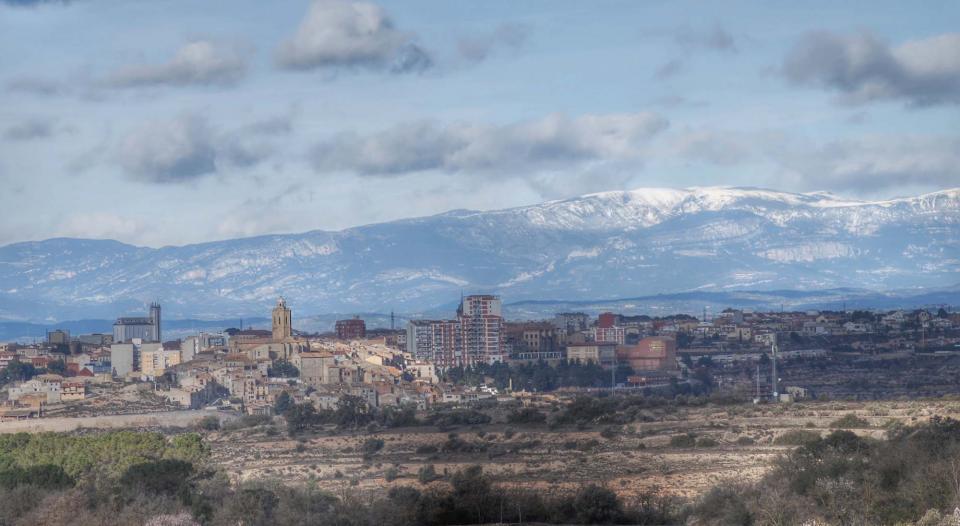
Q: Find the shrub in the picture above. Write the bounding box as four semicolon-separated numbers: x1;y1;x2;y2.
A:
573;485;622;524
696;437;719;448
506;408;546;425
774;430;821;446
384;467;399;482
361;438;385;456
415;444;437;455
669;433;697;448
418;464;439;484
600;426;620;440
830;414;870;429
197;415;220;431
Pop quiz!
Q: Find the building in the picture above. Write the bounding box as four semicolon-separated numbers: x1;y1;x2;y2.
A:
335;317;366;340
140;347;182;378
110;340;162;377
566;342;617;367
47;329;70;345
113;303;161;343
293;352;336;387
593;326;626;345
616;337;677;371
553;312;589;334
272;297;292;341
458;294;505;365
504;322;563;355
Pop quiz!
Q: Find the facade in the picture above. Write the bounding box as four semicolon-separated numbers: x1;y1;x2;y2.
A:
593;326;626;345
458;294;505;365
47;329;70;345
553;312;589;334
272;297;292;341
113;303;161;343
616;337;677;371
110;340;162;377
140;348;182;378
335;318;366;340
293;352;335;387
505;322;563;355
566;342;617;367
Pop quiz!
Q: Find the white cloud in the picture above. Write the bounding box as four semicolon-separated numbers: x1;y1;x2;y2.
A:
311;112;669;176
108;40;249;88
57;212;144;241
276;0;431;73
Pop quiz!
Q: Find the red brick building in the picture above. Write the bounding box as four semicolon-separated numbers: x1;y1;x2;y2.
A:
335;318;366;340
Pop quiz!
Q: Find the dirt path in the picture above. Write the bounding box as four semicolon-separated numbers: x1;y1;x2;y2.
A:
0;410;237;433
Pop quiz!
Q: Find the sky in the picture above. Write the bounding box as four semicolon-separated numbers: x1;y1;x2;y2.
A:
1;0;958;247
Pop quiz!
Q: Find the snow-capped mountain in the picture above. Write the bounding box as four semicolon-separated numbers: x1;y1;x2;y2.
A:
1;186;958;322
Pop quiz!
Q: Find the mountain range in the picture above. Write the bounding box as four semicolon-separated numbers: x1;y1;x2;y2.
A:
1;186;957;323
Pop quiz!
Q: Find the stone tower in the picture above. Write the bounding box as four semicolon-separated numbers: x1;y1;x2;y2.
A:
272;297;292;341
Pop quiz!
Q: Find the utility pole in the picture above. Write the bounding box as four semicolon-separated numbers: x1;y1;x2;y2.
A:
771;337;779;401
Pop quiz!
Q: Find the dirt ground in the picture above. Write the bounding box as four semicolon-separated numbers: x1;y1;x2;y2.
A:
205;399;960;499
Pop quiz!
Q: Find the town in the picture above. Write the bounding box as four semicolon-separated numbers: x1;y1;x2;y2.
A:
2;294;957;422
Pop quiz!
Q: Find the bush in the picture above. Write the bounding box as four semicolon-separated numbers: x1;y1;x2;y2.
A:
384;467;399;482
774;430;821;446
696;437;719;448
573;485;622;524
735;436;755;445
669;433;697;448
361;438;385;457
506;408;546;425
418;464;439;484
830;414;870;429
197;415;220;432
600;426;620;440
415;444;437;455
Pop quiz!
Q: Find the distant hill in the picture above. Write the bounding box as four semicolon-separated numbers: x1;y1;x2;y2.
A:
0;186;957;322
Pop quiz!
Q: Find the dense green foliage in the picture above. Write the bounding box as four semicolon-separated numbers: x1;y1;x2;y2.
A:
689;416;960;525
0;431;207;479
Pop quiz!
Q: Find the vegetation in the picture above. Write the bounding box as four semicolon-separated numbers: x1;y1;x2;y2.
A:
444;360;637;392
688;416;960;525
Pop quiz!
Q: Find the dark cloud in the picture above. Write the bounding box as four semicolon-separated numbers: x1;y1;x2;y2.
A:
457;23;530;63
276;0;432;74
108;40;249;88
782;30;960;106
311;112;669;176
119;115;217;183
3;118;54;141
116;114;284;183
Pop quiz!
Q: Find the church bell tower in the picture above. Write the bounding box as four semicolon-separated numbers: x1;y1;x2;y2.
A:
272;297;292;341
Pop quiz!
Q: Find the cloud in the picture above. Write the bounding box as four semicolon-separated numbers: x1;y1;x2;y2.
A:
673;25;738;53
4;77;65;96
782;30;960;106
457;23;530;63
1;0;69;6
119;115;217;182
649;24;738;81
771;135;960;191
56;212;144;241
311;112;669;176
116;114;283;183
108;40;248;88
3;118;54;141
276;0;431;73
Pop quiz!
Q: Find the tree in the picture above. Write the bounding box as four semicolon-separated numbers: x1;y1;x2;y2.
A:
574;485;622;524
268;360;299;378
274;392;293;416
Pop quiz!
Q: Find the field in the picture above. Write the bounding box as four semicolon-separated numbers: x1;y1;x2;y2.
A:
205;398;960;500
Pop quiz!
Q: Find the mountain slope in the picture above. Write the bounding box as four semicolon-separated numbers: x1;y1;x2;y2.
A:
0;186;957;321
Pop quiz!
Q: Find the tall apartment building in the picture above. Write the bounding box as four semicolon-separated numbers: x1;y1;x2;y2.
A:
458;294;505;365
406;319;461;367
